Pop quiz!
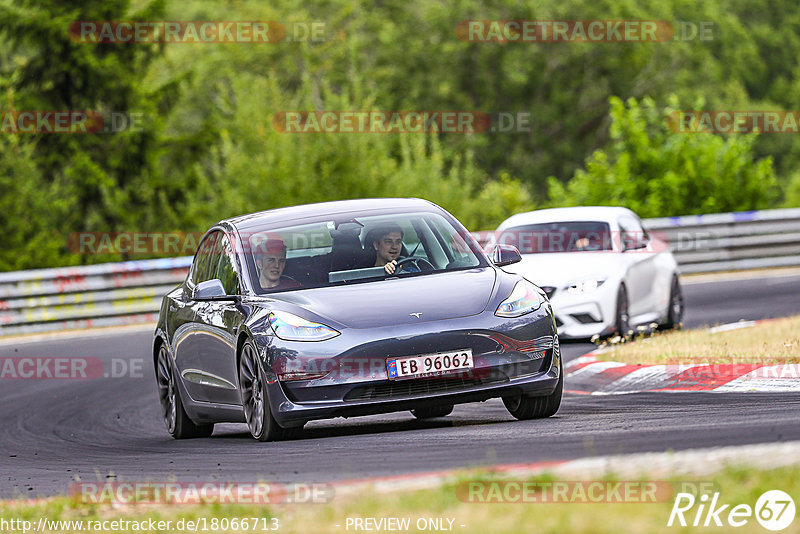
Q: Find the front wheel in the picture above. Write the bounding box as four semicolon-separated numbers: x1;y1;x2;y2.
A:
503;372;563;420
238;340;302;442
662;275;684;330
615;284;631;337
156;344;214;439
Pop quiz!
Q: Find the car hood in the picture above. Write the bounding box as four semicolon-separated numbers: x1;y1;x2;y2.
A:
267;268;497;329
502;252;623;288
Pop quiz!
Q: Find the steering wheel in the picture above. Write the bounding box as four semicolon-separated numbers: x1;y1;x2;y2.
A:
395;256;435;273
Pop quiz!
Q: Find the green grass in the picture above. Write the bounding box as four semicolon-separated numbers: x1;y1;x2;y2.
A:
595;315;800;365
3;465;799;533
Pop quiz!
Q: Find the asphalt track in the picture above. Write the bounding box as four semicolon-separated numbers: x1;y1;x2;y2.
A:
2;271;800;498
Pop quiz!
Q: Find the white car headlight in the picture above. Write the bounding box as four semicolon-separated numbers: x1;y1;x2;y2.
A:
268;311;340;341
566;279;606;294
496;281;544;318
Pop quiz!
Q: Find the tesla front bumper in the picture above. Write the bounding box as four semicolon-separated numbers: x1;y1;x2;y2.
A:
258;307;561;425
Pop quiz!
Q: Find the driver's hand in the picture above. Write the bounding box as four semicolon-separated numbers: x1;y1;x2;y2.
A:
384;260;397;274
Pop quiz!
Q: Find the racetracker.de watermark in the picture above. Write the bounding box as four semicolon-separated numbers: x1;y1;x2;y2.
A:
473;229;669;254
69;230;351;255
69;21;326;43
69;232;205;256
457;20;713;42
273;111;533;133
670;111;800;134
68;228;480;257
0;358;143;380
0;111;144;134
70;481;333;504
458;480;717;503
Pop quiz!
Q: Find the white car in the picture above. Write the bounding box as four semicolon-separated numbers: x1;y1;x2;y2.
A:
492;207;683;339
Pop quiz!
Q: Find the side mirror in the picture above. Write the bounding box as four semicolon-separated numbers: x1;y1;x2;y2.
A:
492;244;522;266
623;235;649;252
193;279;236;301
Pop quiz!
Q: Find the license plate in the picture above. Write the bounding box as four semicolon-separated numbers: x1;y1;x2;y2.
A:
387;349;473;380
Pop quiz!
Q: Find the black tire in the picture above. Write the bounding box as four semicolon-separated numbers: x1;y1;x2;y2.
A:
615;284;631;337
502;371;563;420
156;344;214;439
663;275;684;330
411;404;454;419
238;340;302;442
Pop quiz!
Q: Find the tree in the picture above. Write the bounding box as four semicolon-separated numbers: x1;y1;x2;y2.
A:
0;0;181;256
548;96;779;217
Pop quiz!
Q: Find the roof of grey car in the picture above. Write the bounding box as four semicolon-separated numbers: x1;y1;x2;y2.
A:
223;198;437;230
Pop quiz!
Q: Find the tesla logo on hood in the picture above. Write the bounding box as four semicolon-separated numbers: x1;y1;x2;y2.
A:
409;312;423;318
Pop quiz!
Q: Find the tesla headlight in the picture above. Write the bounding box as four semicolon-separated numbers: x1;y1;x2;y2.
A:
496;281;544;318
268;311;340;341
566;279;606;294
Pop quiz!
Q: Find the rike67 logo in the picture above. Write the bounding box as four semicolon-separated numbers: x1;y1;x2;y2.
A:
668;490;795;530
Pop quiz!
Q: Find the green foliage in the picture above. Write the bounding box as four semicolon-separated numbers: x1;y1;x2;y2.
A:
0;0;798;270
0;0;182;266
784;172;800;208
0;135;72;271
548;96;779;217
150;44;535;232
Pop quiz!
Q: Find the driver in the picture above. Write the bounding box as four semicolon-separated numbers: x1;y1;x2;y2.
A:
371;224;405;274
254;238;302;291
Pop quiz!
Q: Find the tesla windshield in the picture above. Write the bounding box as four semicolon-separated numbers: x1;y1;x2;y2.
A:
245;211;486;293
499;221;613;253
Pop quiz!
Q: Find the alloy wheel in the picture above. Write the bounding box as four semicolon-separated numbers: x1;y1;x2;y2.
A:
156;346;177;434
239;343;264;438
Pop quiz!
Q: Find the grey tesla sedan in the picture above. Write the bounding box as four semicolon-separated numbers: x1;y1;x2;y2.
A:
153;198;562;441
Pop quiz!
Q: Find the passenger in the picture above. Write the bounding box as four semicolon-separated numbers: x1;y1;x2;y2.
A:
255;238;302;291
574;237;591;251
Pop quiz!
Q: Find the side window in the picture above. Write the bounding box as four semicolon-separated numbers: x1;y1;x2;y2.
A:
215;234;240;295
192;231;220;284
429;217;479;268
618;216;646;250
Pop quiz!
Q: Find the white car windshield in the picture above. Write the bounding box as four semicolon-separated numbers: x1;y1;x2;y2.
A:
498;221;613;253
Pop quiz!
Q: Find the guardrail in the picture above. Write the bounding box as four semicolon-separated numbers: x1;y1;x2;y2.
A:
0;257;191;336
1;207;798;336
643;207;800;274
